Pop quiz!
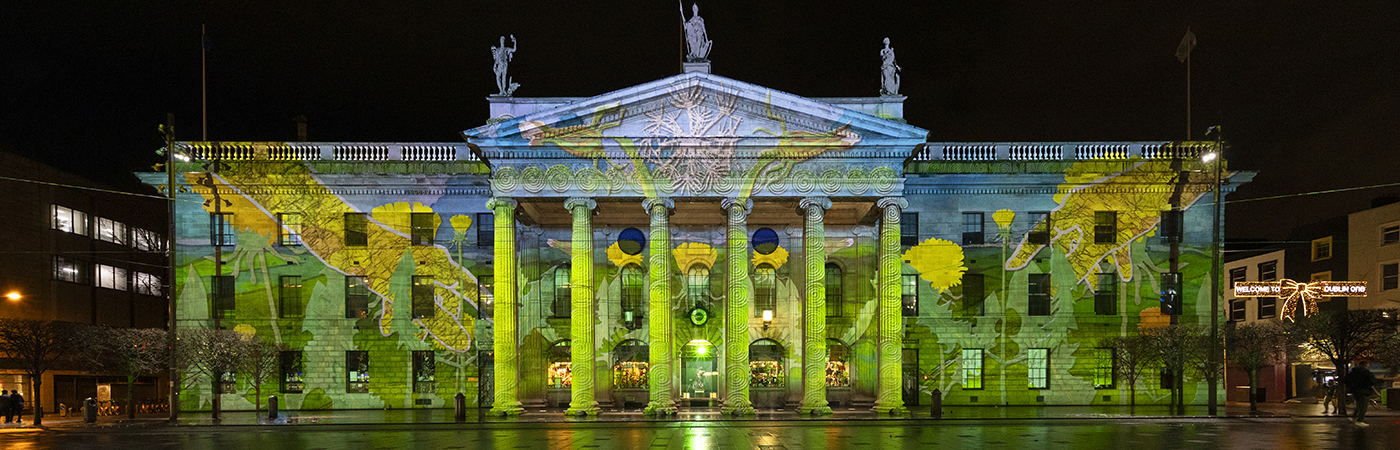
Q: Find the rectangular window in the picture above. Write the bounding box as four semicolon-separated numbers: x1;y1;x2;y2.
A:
963;273;985;316
1311;271;1331;282
1028;273;1051;316
1160;210;1183;243
1383;263;1399;291
96;264;128;291
344;213;368;247
410;212;434;246
1229;267;1247;288
280;276;303;319
1094;211;1117;244
825;264;843;318
900;212;919;246
1258;296;1277;319
1383;224;1400;246
346;276;369;319
477;213;494;247
133;272;162;296
54;256;86;283
1258;261;1278;281
901;274;919;317
413;350;436;393
1095;273;1116;315
1161;272;1181;315
961;348;984;390
1094;348;1115;389
412;276;435;318
211;275;234;319
219;372;237;394
278;213;303;246
52;205;89;235
622;266;645;318
1028;212;1050;245
962;212;984;245
346;351;370;393
98;217;128;245
552;268;571;318
1312;236;1333;261
281;351;304;393
210;213;233;246
1230;299;1246;321
132;228;163;251
478;274;494;319
1028;348;1049;389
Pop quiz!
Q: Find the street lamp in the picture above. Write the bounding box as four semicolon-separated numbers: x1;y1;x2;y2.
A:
5;291;20;301
1204;125;1224;417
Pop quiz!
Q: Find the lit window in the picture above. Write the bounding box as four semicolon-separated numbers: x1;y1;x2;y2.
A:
98;217;128;245
133;272;162;296
132;228;163;251
1161;272;1181;315
754;264;776;317
54;256;86;283
1383;224;1400;246
1028;348;1049;389
1383;263;1398;291
1094;348;1115;389
962;212;984;245
96;264;128;291
278;213;302;246
1095;274;1116;315
345;276;369;319
412;276;435;319
1028;274;1051;316
477;274;494;319
410;212;434;246
901;274;918;317
961;349;984;389
962;273;984;316
280;275;303;319
1094;211;1117;244
413;350;436;393
1312;236;1332;261
281;351;304;393
686;264;708;309
52;205;89;235
346;351;370;393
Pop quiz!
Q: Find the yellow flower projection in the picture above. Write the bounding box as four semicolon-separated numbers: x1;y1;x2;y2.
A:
607;241;644;267
371;201;438;235
751;246;789;269
674;242;718;271
1138;307;1171;330
993;209;1015;232
233;323;257;337
449;214;472;239
900;237;967;291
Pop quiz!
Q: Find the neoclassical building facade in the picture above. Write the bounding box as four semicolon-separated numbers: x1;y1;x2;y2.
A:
143;71;1248;415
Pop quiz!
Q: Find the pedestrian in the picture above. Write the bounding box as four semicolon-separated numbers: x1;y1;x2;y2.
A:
9;389;22;424
1321;379;1338;414
1344;365;1379;427
0;390;11;424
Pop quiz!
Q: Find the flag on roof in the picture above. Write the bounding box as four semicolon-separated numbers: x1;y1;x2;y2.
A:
1175;29;1196;63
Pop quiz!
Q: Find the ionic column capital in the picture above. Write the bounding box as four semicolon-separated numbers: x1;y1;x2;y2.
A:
876;197;908;211
564;197;597;213
798;196;832;215
720;197;753;216
642;197;675;215
486;197;518;211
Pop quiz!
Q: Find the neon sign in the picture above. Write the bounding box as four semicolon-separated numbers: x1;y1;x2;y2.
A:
1233;279;1368;320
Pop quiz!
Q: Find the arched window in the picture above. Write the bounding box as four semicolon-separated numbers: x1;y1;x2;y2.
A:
825;263;843;317
754;264;776;317
612;339;649;389
621;264;643;329
687;264;710;309
749;339;785;388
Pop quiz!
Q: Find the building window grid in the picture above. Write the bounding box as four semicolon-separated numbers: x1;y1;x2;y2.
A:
551;268;571;318
1258;261;1278;281
54;256;86;283
1230;300;1247;321
1028;348;1050;389
278;213;303;246
1160;210;1183;243
1094;274;1116;316
825;263;844;318
1259;297;1277;319
52;205;89;236
1382;263;1398;291
686;265;708;310
477;213;494;247
97;264;129;291
98;217;128;245
1028;274;1051;316
1229;267;1248;288
961;348;984;390
281;351;304;393
280;275;303;319
622;264;645;317
901;274;918;317
1312;236;1333;261
962;212;984;245
133;272;161;296
963;273;985;316
477;274;494;319
345;276;369;319
1094;348;1115;389
900;212;918;246
754;264;777;318
132;228;164;251
209;213;233;246
410;212;434;246
1383;224;1400;246
412;276;435;319
413;350;436;393
346;351;370;393
1094;211;1117;244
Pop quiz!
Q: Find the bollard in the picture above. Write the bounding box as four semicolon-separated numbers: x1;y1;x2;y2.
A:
454;393;467;422
930;389;943;419
84;398;97;424
268;396;278;420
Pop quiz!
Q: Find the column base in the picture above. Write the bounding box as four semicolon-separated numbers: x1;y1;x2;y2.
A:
871;404;909;416
798;405;833;416
490;402;525;416
565;406;601;417
721;405;755;416
643;401;678;416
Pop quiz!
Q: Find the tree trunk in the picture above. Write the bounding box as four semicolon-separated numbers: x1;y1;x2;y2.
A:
212;378;222;424
1336;363;1349;418
1248;368;1258;411
31;374;44;427
127;372;137;419
254;382;262;411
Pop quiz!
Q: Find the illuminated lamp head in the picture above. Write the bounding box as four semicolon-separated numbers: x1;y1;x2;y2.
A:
5;292;19;301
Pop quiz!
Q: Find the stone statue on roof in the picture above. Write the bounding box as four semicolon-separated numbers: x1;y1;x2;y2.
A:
680;2;712;62
880;37;901;97
491;35;520;96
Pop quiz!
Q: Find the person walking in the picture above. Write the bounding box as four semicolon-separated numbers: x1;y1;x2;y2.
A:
9;389;22;424
0;390;11;424
1344;365;1379;426
1321;379;1339;414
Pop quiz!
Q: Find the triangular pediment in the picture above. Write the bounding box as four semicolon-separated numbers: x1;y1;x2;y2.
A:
465;72;926;198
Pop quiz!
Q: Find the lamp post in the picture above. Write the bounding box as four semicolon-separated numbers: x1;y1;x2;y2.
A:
1204;126;1224;416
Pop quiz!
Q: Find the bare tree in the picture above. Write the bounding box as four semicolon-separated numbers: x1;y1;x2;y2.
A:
1099;335;1158;409
0;319;88;426
84;327;168;419
238;337;285;411
1224;322;1287;411
1285;309;1398;417
176;329;249;423
1145;325;1197;414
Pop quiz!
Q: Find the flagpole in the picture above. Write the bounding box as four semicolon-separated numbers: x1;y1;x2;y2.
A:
1187;48;1191;140
202;24;208;141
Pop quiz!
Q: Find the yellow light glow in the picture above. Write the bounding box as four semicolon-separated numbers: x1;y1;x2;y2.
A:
1202;152;1218;163
762;309;774;323
5;292;20;301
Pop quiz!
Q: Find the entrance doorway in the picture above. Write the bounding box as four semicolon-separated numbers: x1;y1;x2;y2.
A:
681;340;717;406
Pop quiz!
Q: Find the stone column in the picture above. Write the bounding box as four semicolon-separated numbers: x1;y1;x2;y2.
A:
564;197;601;416
872;197;909;415
798;196;833;415
486;198;524;416
720;197;755;415
643;197;678;416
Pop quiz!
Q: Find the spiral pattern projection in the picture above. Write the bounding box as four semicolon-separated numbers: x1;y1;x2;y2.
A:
799;197;833;415
565;198;601;416
721;198;755;415
872;198;908;415
486;198;524;415
644;198;677;415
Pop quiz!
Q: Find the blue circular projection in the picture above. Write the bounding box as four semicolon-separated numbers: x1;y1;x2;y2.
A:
618;228;646;255
753;228;779;255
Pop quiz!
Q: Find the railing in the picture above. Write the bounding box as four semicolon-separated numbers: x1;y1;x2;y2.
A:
176;142;481;162
912;141;1220;161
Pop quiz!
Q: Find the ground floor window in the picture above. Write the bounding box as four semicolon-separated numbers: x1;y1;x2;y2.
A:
346;351;369;393
749;339;785;388
1094;348;1115;389
413;350;436;393
1028;348;1049;389
548;340;572;389
612;340;648;389
281;351;304;393
961;348;984;389
827;339;850;387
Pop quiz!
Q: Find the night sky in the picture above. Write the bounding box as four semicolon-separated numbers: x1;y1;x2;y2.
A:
3;1;1397;241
